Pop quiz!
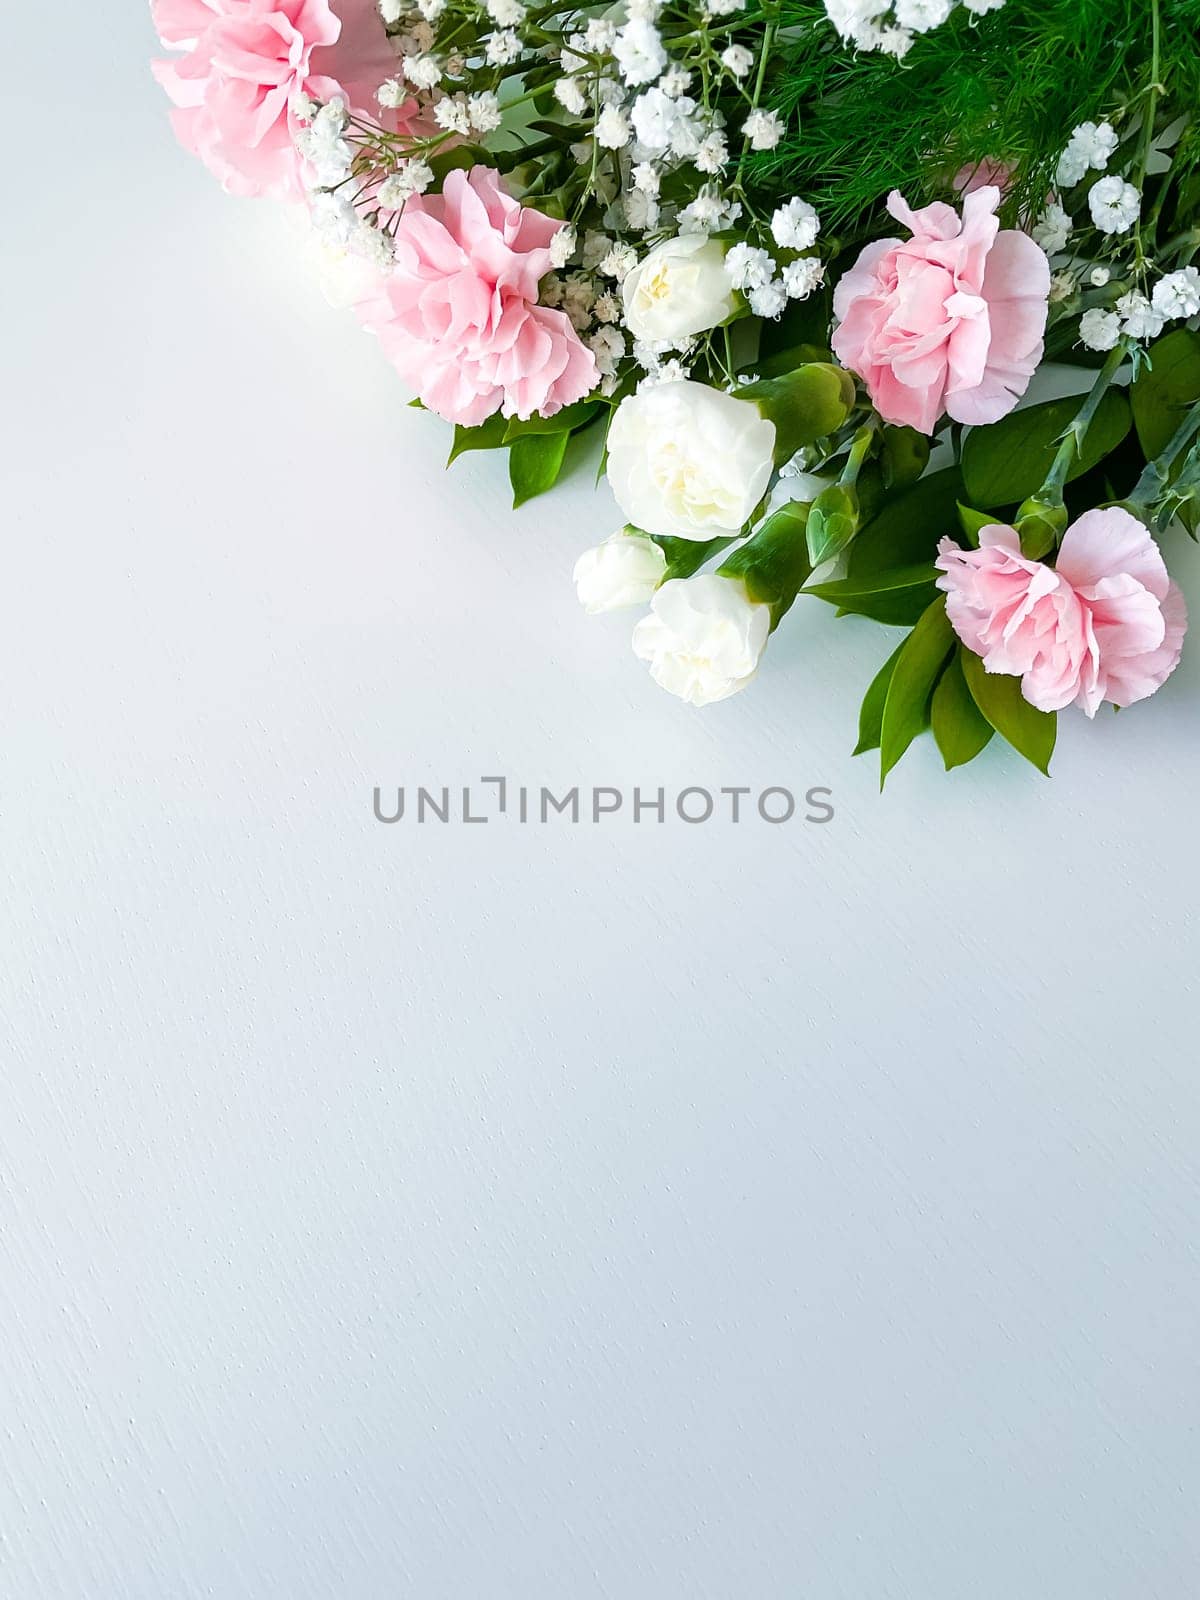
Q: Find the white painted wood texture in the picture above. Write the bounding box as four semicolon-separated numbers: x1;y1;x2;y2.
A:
2;10;1198;1597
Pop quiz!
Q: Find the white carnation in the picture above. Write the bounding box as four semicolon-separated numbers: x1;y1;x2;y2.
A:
574;532;667;614
622;235;737;343
632;575;771;706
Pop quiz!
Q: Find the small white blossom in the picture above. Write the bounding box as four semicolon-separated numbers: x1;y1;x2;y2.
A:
878;25;913;56
743;110;784;151
377;158;434;207
1090;266;1111;287
781;257;824;299
962;0;1005;11
403;52;442;89
1031;201;1072;255
485;29;522;64
613;18;667;85
487;0;526;23
1152;267;1200;321
895;0;952;30
584;17;617;48
594;292;621;323
1089;176;1140;235
548;226;576;269
1116;291;1164;342
678;188;741;235
562;273;597;330
694;132;729;174
416;0;445;17
705;0;746;15
380;0;404;19
554;77;587;115
1057;120;1119;188
771;197;820;251
749;280;788;319
1079;302;1125;352
599;243;638;281
377;78;406;109
725;243;776;290
632;162;660;195
588;326;627;377
467;91;502;133
1049;270;1077;303
660;66;693;96
292;91;318;121
624;189;661;231
596;105;632;149
721;44;754;76
434;95;471;134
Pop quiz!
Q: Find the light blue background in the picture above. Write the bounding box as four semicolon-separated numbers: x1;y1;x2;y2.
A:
2;7;1198;1596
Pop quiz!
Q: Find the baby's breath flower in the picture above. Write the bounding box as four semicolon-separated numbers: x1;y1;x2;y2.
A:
467;91;502;134
434;95;471;134
771;197;820;251
725;243;776;290
1031;201;1072;255
632;162;660;195
1152;267;1200;321
487;0;526;23
720;44;754;76
1088;175;1140;235
554;77;587;115
895;0;952;30
548;227;576;270
1116;290;1164;342
485;29;522;65
379;0;404;19
403;52;442;89
589;326;627;376
659;65;693;97
599;243;638;281
1089;266;1111;287
596;105;632;149
613;18;667;85
1057;120;1118;188
781;257;824;299
749;280;788;318
377;78;406;109
694;132;729;174
743;110;784;151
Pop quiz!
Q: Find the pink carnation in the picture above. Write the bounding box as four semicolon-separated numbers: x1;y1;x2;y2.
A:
831;186;1050;435
935;509;1187;717
355;167;598;427
151;0;401;200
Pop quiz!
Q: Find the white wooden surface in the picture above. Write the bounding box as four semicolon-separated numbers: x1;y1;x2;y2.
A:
2;9;1198;1597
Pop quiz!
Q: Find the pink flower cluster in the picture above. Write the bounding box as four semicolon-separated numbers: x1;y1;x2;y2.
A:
936;509;1187;716
832;186;1050;435
151;0;399;200
355;167;598;427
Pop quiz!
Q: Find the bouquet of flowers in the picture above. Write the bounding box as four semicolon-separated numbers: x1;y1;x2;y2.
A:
152;0;1200;781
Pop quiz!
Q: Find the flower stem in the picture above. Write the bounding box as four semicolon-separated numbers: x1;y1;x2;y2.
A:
1038;341;1128;503
1128;404;1200;509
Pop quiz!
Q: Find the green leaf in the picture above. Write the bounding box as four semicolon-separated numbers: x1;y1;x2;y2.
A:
753;342;834;379
880;425;931;489
956;502;995;547
502;400;600;442
509;431;569;507
961;389;1131;507
960;648;1056;775
447;412;508;466
853;639;906;756
1131;328;1200;460
805;561;939;626
720;501;812;614
846;467;965;576
879;598;955;786
931;648;994;770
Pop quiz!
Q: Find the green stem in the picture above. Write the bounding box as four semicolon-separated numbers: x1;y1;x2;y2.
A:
1039;342;1128;503
1128;404;1200;508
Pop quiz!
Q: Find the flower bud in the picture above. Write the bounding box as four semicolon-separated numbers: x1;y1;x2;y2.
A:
1015;494;1069;559
880;424;930;489
735;362;857;464
574;529;667;613
805;483;860;566
718;500;812;627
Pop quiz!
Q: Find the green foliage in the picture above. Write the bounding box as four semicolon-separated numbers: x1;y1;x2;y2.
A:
757;0;1200;239
931;650;995;771
509;431;569;506
878;597;956;786
1131;329;1200;459
960;648;1057;775
961;390;1131;507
